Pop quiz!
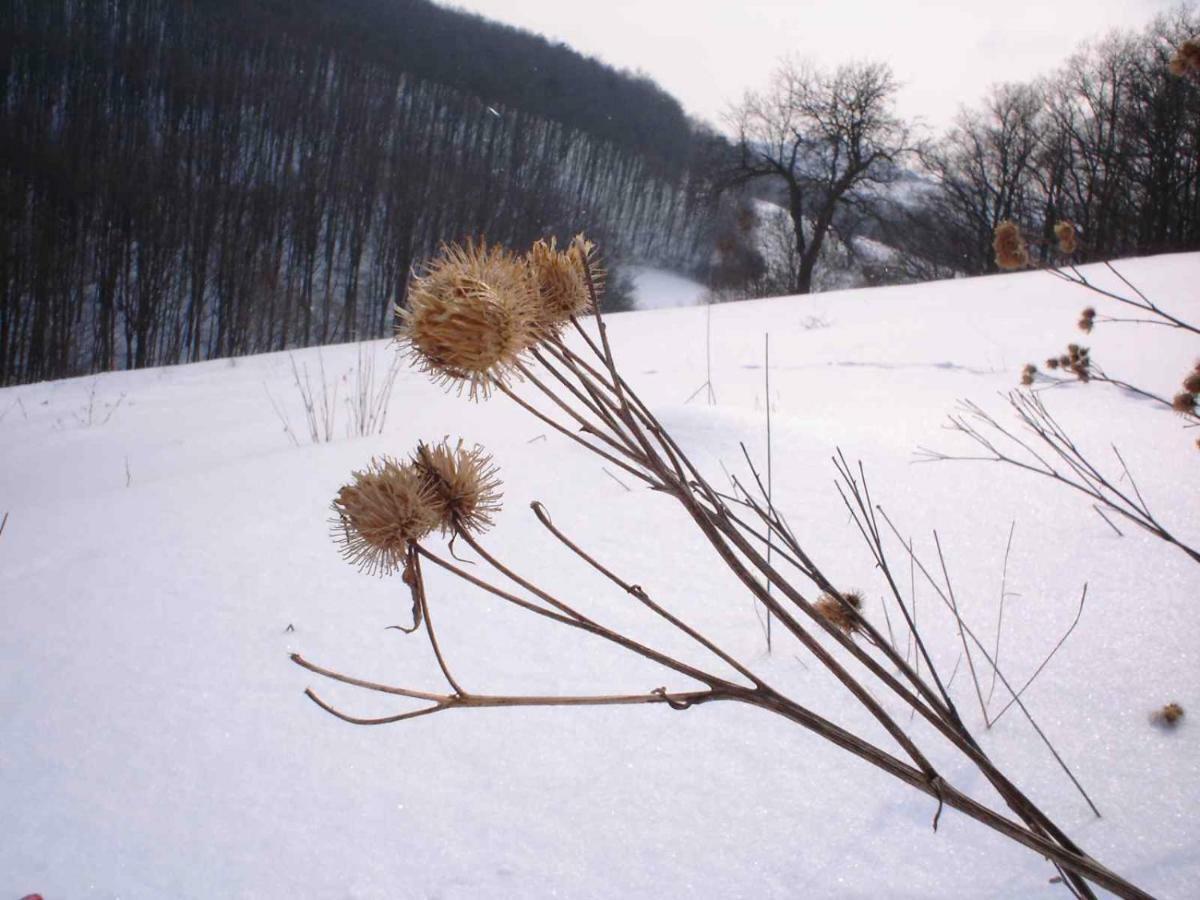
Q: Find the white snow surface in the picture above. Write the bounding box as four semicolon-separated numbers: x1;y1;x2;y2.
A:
2;255;1198;899
629;266;708;310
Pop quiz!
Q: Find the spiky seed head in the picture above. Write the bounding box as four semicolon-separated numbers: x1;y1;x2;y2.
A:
1021;363;1037;386
815;590;864;635
993;221;1029;271
1054;221;1078;255
1078;317;1093;333
399;241;539;399
1045;357;1060;370
1172;391;1197;415
567;233;605;297
1081;306;1096;319
1183;372;1200;393
527;237;591;332
1154;702;1185;726
1170;40;1200;78
331;457;439;575
413;439;503;535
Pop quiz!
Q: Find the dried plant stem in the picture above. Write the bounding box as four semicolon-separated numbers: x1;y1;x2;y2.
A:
991;585;1088;727
987;521;1016;709
920;393;1200;567
302;252;1160;896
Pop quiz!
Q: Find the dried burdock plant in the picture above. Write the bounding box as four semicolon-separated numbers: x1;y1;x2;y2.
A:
1020;363;1037;386
297;235;1155;900
413;438;503;535
1054;221;1078;256
1153;702;1184;727
1172;392;1197;415
398;241;539;399
993;220;1029;271
331;457;439;575
814;590;864;635
1169;39;1200;78
527;235;593;332
1078;306;1095;333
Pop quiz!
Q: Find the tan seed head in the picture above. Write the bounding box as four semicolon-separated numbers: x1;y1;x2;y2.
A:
527;237;592;332
815;590;864;635
413;439;503;535
994;221;1030;271
399;241;539;399
331;457;439;575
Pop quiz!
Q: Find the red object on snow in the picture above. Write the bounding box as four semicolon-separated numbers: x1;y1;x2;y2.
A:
21;894;45;900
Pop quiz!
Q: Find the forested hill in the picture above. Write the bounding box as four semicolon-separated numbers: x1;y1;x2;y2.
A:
210;0;694;172
1;0;706;385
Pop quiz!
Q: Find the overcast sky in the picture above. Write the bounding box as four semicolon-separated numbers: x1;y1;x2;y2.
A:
442;0;1183;131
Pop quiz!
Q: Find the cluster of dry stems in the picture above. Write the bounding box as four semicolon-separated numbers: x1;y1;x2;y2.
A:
294;233;1158;898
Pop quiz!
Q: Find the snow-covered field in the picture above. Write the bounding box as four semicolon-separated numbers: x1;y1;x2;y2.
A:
629;266;708;310
2;254;1197;898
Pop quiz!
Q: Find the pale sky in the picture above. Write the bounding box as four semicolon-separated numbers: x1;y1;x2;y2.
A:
442;0;1184;131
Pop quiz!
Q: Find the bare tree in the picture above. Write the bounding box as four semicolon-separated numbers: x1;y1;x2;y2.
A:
724;59;914;294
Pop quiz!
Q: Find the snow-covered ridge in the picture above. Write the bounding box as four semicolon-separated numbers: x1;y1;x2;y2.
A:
2;254;1197;898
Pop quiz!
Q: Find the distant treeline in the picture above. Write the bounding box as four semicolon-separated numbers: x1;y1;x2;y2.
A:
0;0;705;385
887;8;1200;280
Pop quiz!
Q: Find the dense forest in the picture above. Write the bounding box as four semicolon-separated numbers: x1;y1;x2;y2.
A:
3;1;1199;386
0;0;706;385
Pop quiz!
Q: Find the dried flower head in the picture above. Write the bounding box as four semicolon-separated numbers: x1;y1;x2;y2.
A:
1021;363;1038;386
1057;343;1092;381
814;590;864;635
413;439;503;535
994;220;1030;271
1172;391;1197;415
568;233;605;297
527;237;592;332
1153;702;1185;727
1054;221;1078;255
1182;371;1200;394
1169;39;1200;78
1045;357;1060;370
399;241;539;399
1077;317;1093;334
331;457;438;575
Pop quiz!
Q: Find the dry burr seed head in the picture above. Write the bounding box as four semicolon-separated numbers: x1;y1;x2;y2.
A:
1169;39;1200;78
1154;702;1185;726
413;438;503;535
993;220;1030;271
1054;221;1078;255
1172;392;1197;415
1183;371;1200;394
1045;357;1060;370
331;457;439;575
399;241;539;399
527;237;592;331
814;590;864;635
568;233;605;298
1021;363;1037;386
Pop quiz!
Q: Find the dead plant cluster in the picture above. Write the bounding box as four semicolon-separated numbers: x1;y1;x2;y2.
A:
296;234;1156;899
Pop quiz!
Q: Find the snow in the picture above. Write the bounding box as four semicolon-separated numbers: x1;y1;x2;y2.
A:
629;265;709;310
2;253;1198;898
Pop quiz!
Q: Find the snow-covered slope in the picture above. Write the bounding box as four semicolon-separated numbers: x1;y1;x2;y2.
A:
629;265;708;310
2;254;1198;899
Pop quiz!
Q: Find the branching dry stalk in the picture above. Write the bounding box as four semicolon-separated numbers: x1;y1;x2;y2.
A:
296;239;1156;899
920;393;1200;567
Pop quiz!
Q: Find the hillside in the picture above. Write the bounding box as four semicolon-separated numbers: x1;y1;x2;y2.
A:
1;254;1198;897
